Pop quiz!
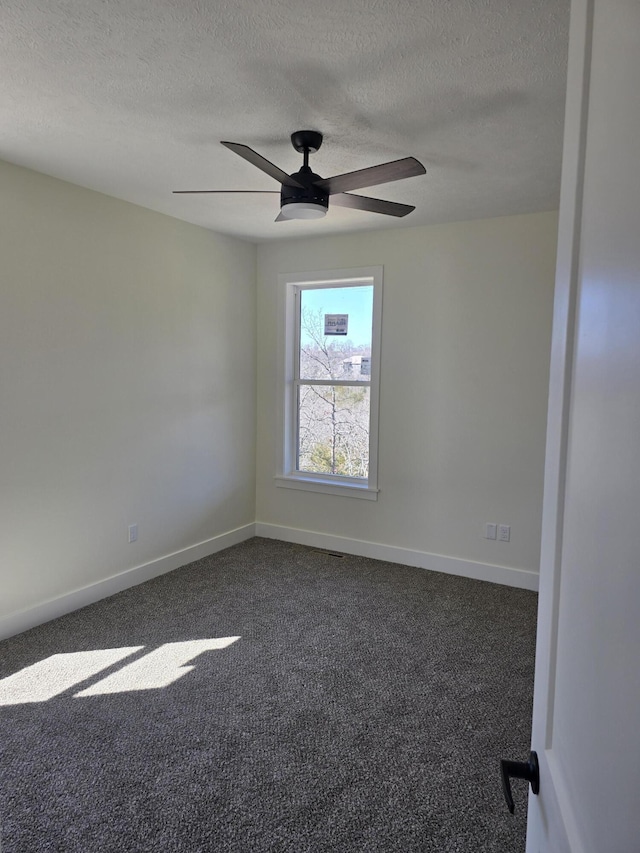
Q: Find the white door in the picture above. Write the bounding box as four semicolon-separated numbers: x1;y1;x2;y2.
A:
524;0;640;850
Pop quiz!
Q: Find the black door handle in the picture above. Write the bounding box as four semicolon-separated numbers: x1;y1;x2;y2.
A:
500;751;540;814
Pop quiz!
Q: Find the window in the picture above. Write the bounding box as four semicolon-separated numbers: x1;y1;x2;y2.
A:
276;267;382;499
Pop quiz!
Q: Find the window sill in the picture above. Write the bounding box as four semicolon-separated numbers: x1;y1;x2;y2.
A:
275;475;379;500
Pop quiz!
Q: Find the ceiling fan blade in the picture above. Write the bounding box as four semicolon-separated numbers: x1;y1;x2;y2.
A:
221;141;304;188
315;157;425;195
331;193;416;218
173;190;279;194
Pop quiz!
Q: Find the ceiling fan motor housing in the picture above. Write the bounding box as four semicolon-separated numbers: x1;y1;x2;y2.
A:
280;167;329;214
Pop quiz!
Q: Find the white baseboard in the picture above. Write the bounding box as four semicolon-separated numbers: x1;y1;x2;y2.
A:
0;523;256;641
255;523;539;592
2;522;537;641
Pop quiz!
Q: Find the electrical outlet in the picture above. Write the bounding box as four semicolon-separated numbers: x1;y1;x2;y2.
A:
498;524;511;542
128;524;138;543
484;523;497;540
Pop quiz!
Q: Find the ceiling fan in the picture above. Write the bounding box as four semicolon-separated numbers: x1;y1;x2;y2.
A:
174;130;426;221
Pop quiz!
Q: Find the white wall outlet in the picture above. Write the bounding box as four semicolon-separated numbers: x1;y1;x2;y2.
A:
498;524;511;542
484;523;498;540
128;524;138;543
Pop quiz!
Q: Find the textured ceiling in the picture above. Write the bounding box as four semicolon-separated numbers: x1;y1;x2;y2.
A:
0;0;569;242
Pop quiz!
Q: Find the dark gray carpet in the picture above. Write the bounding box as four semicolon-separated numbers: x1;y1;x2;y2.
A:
0;537;537;852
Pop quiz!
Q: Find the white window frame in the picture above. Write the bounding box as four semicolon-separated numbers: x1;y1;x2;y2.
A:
275;266;382;500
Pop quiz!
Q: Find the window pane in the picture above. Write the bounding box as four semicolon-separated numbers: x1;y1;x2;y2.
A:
299;285;373;382
297;384;370;479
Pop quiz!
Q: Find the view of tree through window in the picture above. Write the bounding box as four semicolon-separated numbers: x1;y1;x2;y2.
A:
297;285;374;479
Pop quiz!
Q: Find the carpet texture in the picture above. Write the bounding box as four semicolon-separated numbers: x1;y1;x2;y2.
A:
0;538;537;851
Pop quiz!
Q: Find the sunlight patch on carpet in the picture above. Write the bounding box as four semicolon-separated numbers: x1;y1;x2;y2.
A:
0;647;143;704
75;638;240;696
0;638;240;704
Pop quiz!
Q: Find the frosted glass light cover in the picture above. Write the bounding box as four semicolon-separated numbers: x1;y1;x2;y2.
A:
280;201;327;220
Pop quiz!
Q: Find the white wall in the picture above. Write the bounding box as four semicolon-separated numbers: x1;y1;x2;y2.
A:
0;163;556;635
0;160;257;627
256;212;557;586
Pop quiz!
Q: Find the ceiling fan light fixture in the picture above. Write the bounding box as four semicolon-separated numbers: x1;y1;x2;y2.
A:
280;200;327;220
